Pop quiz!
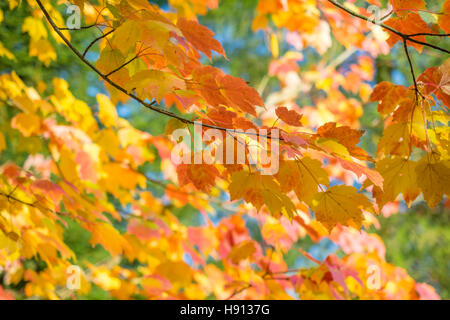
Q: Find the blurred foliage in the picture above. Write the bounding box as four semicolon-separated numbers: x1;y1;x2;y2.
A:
372;205;450;299
0;1;102;104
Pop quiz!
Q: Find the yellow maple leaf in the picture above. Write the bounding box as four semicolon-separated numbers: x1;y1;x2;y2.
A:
100;163;146;202
96;129;120;158
97;94;118;128
228;240;257;264
229;171;296;217
154;261;192;290
375;157;420;207
127;70;186;103
316;138;352;159
11;112;41;137
22;17;48;41
377;122;411;157
112;20;142;55
59;148;80;183
415;156;450;208
276;157;329;206
311;185;373;231
86;222;129;256
7;0;20;10
29;39;56;66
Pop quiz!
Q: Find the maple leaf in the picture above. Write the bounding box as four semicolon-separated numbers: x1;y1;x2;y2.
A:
177;163;220;192
375;157;420;207
191;66;263;116
439;0;450;33
229;171;296;217
96;129;120;157
233;117;258;132
11;112;41;137
418;60;450;108
165;118;187;135
29;39;56;66
22;17;47;41
127;70;186;103
275;106;303;127
177;17;226;59
416;283;441;300
415;156;450;208
85;222;130;256
0;42;15;61
59;148;79;183
169;0;218;18
154;261;192;290
72;0;85;10
311;185;373;231
276;158;329;205
97;94;118;128
111;20;142;55
316;122;371;161
261;218;294;250
30;179;65;204
377;122;412;157
390;0;426;18
338;158;384;189
217;74;263;116
192;66;230;107
228;240;257;264
101;163;146;201
369;81;408;115
202;106;236;129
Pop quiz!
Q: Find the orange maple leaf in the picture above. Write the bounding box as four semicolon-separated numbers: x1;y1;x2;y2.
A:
275;106;303;127
177;17;226;59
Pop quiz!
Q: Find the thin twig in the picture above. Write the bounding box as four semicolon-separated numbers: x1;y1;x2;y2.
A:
402;39;420;100
59;23;108;31
35;0;285;141
105;55;141;77
0;191;69;217
408;32;450;37
105;50;156;77
327;0;450;55
82;28;115;57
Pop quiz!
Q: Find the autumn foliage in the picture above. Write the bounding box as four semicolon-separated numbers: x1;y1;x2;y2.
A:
0;0;448;300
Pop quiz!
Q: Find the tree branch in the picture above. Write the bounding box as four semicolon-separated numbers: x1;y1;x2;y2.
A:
104;50;155;77
35;0;284;141
326;0;450;55
82;28;115;58
402;38;421;101
0;191;69;217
